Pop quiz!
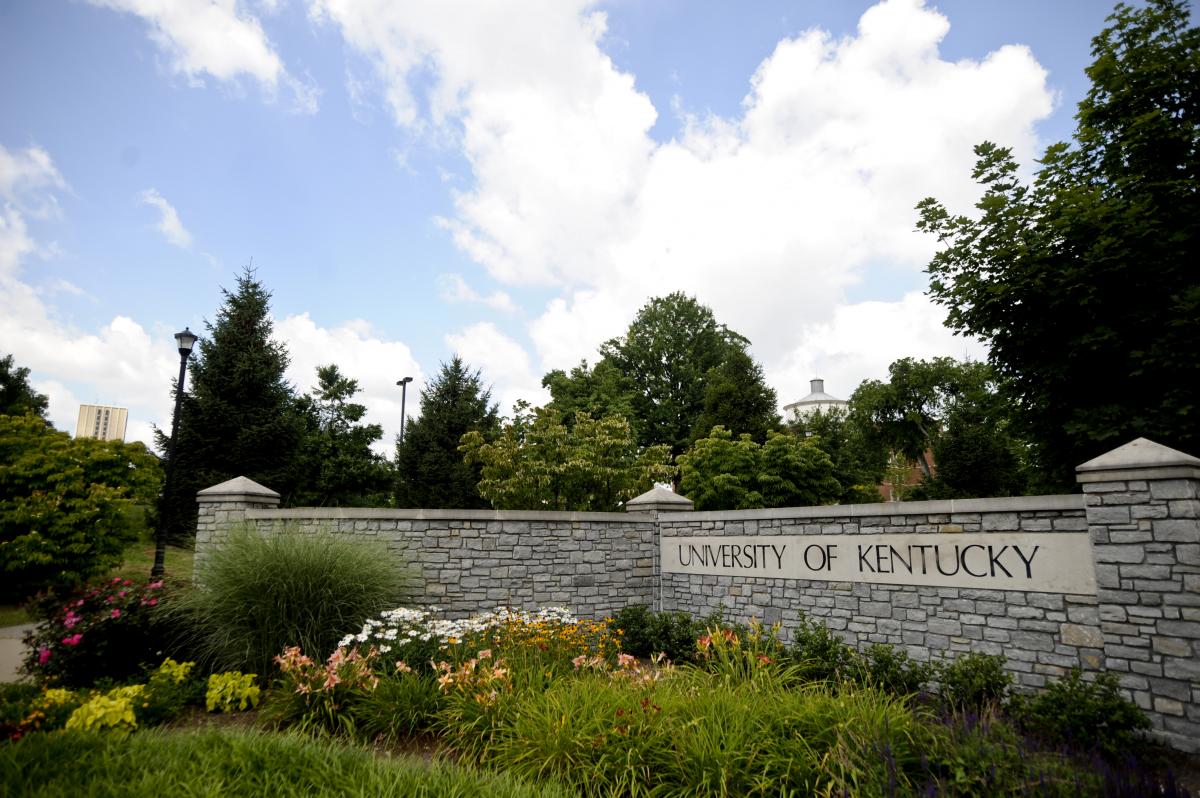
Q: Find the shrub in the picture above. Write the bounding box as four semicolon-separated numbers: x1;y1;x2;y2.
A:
21;577;170;687
857;643;932;697
937;652;1012;711
137;658;204;726
0;684;82;741
613;604;717;663
1009;668;1150;757
206;671;261;713
167;526;406;675
786;612;859;683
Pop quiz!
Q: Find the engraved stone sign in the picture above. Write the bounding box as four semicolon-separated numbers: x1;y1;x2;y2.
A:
661;533;1097;594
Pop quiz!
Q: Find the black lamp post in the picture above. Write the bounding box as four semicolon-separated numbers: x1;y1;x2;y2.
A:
151;327;198;579
397;376;413;446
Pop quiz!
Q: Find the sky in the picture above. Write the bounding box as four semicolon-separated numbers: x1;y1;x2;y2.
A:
0;0;1169;454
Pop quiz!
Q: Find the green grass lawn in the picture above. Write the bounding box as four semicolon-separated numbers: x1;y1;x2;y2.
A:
0;541;194;629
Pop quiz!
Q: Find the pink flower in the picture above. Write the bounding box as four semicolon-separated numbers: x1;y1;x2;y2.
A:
37;647;51;665
147;581;163;590
74;599;84;607
147;598;157;606
61;634;83;647
110;609;121;619
117;590;127;598
111;577;121;585
617;653;636;669
63;611;80;629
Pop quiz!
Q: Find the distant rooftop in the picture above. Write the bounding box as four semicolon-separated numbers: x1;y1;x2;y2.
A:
783;378;848;417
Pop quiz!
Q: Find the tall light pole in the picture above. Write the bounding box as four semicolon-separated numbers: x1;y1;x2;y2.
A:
151;327;198;579
397;377;413;446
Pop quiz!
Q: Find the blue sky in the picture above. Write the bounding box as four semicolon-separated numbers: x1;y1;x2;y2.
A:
0;0;1170;451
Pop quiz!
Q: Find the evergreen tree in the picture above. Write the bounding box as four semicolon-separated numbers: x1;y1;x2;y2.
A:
394;357;499;508
0;354;49;419
156;269;304;540
293;364;393;506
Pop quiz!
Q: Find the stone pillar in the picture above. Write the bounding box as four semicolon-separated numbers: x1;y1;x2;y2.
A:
194;476;280;580
1077;438;1200;752
627;486;694;613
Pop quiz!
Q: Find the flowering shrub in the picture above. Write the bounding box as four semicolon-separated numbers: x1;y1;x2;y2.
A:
696;620;793;684
205;671;261;713
21;577;169;687
1;685;84;741
339;606;620;683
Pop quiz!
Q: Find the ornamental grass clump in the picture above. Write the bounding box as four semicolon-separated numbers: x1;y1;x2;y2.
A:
168;526;406;675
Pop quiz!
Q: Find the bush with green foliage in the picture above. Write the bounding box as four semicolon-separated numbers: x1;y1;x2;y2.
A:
1009;668;1150;757
612;604;719;664
786;612;860;683
166;526;406;676
22;577;170;687
0;414;162;601
936;652;1013;711
856;643;932;697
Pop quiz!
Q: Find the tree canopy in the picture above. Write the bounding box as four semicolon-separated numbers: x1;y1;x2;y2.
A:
461;404;675;511
916;0;1200;487
395;357;499;509
546;293;778;457
292;364;393;507
1;414;161;600
678;426;841;511
0;354;49;419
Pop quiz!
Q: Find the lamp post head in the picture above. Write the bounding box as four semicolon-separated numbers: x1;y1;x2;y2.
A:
175;327;198;358
397;376;413;387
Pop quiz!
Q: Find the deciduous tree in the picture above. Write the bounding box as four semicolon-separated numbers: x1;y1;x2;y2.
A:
678;427;841;511
0;354;49;419
917;0;1199;486
0;414;161;600
460;403;675;511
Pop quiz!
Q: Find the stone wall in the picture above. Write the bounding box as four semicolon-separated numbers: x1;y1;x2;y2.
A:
196;480;657;619
194;438;1200;750
657;495;1097;688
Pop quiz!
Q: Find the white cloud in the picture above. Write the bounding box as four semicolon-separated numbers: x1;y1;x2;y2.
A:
317;0;1053;403
274;313;423;452
0;144;66;220
140;188;193;248
437;273;517;314
87;0;318;112
444;322;549;417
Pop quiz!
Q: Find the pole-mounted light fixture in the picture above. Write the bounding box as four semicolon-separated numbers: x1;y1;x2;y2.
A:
151;327;198;578
397;377;413;446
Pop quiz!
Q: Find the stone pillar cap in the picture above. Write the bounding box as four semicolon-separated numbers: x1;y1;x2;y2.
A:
196;476;281;503
1076;438;1200;483
626;485;694;512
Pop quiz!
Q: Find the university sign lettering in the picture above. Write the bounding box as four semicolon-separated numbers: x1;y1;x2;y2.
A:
661;533;1097;594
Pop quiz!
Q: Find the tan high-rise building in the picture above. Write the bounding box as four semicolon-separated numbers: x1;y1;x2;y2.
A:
76;405;128;442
